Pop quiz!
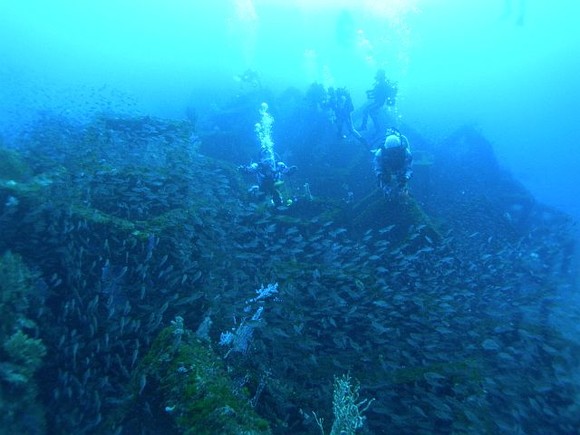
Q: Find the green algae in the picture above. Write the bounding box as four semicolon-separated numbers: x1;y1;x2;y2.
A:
129;320;270;435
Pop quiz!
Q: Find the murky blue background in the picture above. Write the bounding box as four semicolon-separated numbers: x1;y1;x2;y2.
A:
1;0;579;218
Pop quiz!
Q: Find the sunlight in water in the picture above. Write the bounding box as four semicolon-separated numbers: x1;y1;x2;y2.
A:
251;0;419;17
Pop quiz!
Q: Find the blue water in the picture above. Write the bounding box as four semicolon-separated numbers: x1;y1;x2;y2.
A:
1;1;579;218
1;2;580;434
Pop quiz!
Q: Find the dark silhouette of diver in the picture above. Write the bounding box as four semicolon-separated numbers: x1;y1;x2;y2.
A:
327;86;367;146
359;69;398;134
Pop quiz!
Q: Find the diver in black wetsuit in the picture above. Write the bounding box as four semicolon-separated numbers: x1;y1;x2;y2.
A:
373;128;413;199
238;154;297;206
359;69;398;133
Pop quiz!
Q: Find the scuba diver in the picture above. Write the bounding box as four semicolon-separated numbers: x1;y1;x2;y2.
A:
239;101;297;207
327;86;367;146
359;69;398;133
238;154;297;207
373;128;413;199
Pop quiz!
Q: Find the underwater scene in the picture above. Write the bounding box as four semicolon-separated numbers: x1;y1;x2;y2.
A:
1;1;579;434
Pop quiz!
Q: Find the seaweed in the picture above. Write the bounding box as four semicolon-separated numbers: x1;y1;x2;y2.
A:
0;252;47;434
112;318;270;435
